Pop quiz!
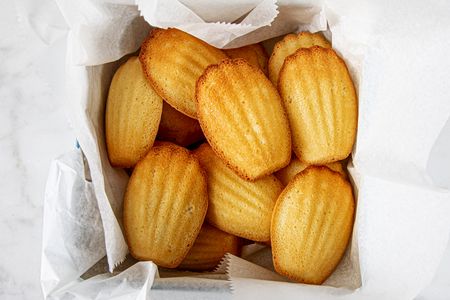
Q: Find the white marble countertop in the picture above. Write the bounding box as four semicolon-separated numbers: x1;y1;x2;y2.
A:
0;1;74;299
1;1;449;299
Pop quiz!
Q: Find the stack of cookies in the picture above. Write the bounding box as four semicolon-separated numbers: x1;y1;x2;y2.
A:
105;28;357;284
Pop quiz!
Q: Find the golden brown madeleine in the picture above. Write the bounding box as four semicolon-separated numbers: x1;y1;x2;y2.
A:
196;59;291;180
268;32;330;85
271;166;355;284
275;157;346;185
325;161;346;177
279;46;357;164
224;43;268;74
194;144;283;242
157;101;204;147
139;28;227;119
179;223;241;271
123;144;208;267
152;140;175;148
105;56;163;168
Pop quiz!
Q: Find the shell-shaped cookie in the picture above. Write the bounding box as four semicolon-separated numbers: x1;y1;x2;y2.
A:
275;157;346;185
279;46;357;164
139;28;227;119
152;140;177;148
123;144;208;268
271;166;355;284
268;32;331;86
157;101;204;147
194;144;283;242
225;43;268;74
196;58;291;180
105;56;163;168
179;223;241;271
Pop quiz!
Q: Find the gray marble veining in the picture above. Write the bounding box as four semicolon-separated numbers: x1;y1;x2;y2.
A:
0;2;73;299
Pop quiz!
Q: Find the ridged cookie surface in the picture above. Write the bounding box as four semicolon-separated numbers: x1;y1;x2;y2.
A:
279;46;357;164
194;144;283;242
271;166;355;284
225;43;268;74
157;102;204;147
275;157;346;185
123;144;208;267
179;223;241;271
268;32;330;85
105;56;163;168
196;59;291;180
139;28;227;118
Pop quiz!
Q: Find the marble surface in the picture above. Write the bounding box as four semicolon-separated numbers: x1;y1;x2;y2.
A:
0;1;74;299
0;1;449;299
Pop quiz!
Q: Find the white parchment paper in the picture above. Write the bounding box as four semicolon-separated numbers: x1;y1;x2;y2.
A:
41;149;105;296
40;0;450;299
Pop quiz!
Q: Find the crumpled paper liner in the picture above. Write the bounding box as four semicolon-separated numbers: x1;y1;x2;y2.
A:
135;0;280;48
41;149;106;296
55;0;150;65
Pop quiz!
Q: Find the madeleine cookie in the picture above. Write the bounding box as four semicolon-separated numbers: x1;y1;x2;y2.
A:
275;158;346;185
105;56;163;168
279;46;357;164
268;32;330;85
271;166;355;284
157;102;204;147
152;140;175;148
123;144;208;267
225;43;268;74
179;223;241;271
194;144;283;242
139;28;227;118
196;59;291;180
